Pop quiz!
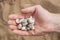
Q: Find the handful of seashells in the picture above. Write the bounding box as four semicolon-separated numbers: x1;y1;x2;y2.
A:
16;16;35;31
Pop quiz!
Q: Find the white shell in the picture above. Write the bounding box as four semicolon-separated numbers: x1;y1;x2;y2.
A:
18;24;22;29
16;19;20;23
21;19;28;25
28;24;34;30
21;26;27;30
27;27;30;30
31;26;34;29
27;16;35;24
22;22;28;26
19;18;24;23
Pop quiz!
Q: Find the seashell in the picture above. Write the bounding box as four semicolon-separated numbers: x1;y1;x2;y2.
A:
19;18;24;23
18;24;22;29
30;26;34;30
16;19;20;24
28;24;34;30
27;16;35;24
26;26;30;30
21;26;27;31
21;19;28;25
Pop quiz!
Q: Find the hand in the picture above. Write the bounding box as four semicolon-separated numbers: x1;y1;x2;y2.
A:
8;5;55;36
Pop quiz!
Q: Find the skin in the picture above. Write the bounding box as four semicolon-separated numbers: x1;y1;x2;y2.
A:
8;5;60;36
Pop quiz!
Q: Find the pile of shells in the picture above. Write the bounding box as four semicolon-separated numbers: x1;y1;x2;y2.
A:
16;16;35;31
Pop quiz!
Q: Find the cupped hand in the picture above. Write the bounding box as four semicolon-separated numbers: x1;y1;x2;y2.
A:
8;5;55;36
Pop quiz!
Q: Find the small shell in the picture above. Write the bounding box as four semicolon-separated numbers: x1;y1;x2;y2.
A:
28;24;34;30
22;22;28;26
26;26;30;30
21;19;28;25
31;26;34;30
18;24;22;29
27;16;35;24
21;26;27;31
19;18;24;23
16;19;20;24
30;16;33;18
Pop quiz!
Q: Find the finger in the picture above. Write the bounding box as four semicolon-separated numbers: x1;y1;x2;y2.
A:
9;25;18;30
21;6;36;14
13;30;30;36
21;5;45;13
9;14;23;20
21;5;49;15
8;20;17;25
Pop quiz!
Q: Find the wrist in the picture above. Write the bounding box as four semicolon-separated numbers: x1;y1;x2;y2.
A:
50;13;60;32
44;13;59;32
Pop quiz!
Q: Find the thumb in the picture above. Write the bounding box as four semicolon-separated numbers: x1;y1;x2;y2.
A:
21;5;49;14
21;6;36;18
21;6;36;14
21;5;50;18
